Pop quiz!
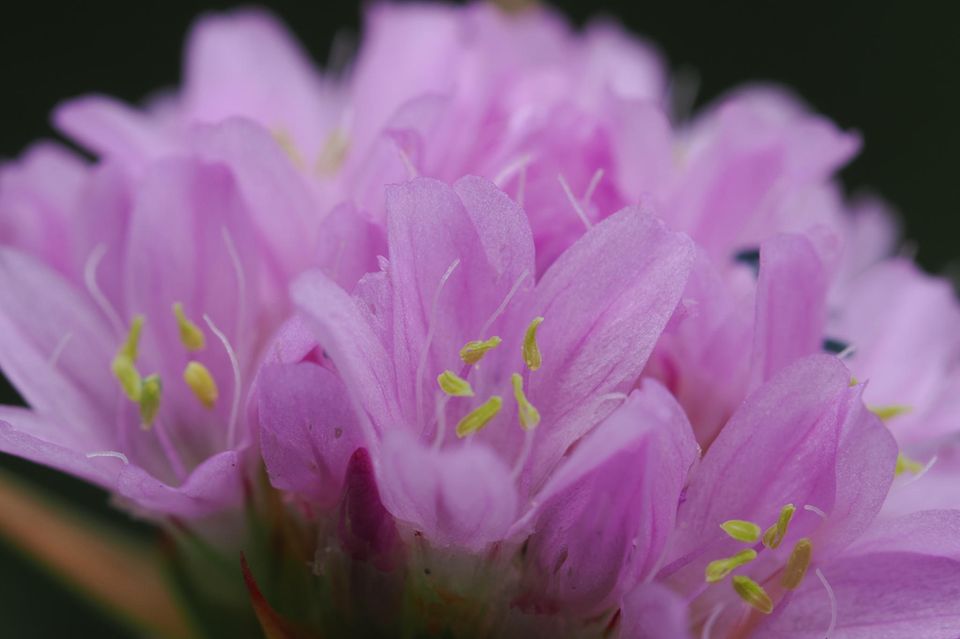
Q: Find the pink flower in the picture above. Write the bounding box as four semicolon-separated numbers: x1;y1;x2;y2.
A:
1;3;959;637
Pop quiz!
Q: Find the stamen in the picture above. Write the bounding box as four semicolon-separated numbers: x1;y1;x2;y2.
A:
705;549;757;583
183;361;218;409
315;128;350;175
83;244;125;335
511;373;541;430
731;575;773;614
720;519;762;543
139;374;162;429
272;128;306;170
118;315;145;361
204;315;242;448
111;355;142;402
172;302;205;351
871;405;911;421
437;370;475;397
557;173;593;230
86;451;129;464
895;452;925;476
522;316;544;371
460;336;503;366
815;568;837;638
781;538;813;590
762;504;796;549
455;396;503;438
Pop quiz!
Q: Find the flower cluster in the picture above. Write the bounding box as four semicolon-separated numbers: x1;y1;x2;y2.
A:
1;3;959;638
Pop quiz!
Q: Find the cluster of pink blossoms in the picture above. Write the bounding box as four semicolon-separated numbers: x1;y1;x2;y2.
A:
2;4;959;638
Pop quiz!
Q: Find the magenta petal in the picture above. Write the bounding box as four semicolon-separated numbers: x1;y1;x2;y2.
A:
0;417;120;489
54;94;175;163
183;9;333;150
0;248;116;431
526;206;695;487
258;362;363;507
338;448;401;571
292;270;401;444
519;382;697;613
377;430;518;551
619;582;693;639
116;450;243;518
383;177;535;425
751;232;828;386
756;552;960;639
671;355;896;565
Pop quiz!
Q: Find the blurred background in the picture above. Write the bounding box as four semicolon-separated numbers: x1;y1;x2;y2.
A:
0;0;957;636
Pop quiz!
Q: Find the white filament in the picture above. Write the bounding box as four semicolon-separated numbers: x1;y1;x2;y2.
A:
395;142;419;180
583;168;605;206
804;504;828;519
701;604;725;639
221;227;247;348
48;332;73;369
415;259;460;430
557;173;593;230
479;270;531;338
204;314;242;449
493;154;533;188
898;455;939;489
816;568;838;638
83;244;124;335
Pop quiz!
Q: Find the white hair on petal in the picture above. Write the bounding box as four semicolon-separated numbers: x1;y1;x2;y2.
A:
898;455;939;489
479;270;531;338
583;168;605;207
701;603;725;639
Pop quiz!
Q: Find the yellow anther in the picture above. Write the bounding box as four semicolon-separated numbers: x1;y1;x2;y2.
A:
732;576;774;614
522;317;544;371
763;504;796;549
119;315;145;361
460;336;503;365
705;549;757;583
272;128;305;170
437;370;474;397
895;453;925;476
111;355;142;402
511;373;541;430
139;374;162;429
849;376;859;387
720;520;762;543
183;361;218;409
781;538;813;590
871;405;911;421
455;396;503;438
173;302;205;351
315;128;350;175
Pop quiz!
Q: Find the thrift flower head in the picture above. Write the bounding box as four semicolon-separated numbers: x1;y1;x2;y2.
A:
1;2;959;638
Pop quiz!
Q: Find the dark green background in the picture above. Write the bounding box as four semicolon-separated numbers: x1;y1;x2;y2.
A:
1;1;958;636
